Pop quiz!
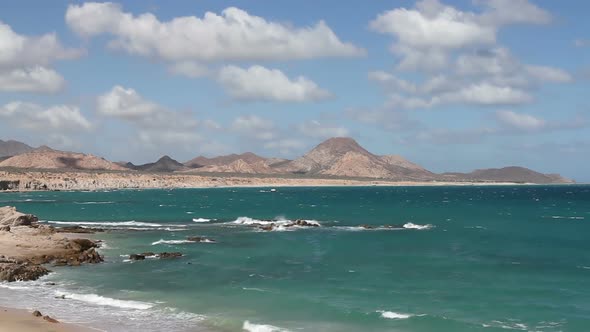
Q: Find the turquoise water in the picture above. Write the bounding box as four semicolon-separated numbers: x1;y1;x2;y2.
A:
1;186;589;331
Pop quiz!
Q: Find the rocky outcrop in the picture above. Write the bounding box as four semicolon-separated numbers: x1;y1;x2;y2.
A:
0;206;39;226
0;147;127;171
129;252;182;260
0;257;50;282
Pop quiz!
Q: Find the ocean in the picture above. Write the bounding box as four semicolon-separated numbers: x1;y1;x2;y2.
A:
0;185;589;332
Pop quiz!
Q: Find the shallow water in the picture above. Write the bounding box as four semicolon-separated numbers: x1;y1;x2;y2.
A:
1;186;589;331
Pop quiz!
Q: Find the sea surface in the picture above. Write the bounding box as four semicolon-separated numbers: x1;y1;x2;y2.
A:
0;186;589;332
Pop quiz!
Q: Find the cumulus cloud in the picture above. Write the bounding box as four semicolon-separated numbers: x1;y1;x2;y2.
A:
0;21;82;93
369;0;551;71
217;65;332;102
0;67;64;93
97;86;202;146
495;110;546;131
0;102;91;132
66;3;364;67
264;139;306;155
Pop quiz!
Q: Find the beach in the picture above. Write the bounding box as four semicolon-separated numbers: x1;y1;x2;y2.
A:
0;306;94;332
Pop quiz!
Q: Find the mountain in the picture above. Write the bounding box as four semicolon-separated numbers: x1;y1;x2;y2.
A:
276;137;435;180
0;139;34;157
442;166;574;184
185;152;266;168
131;156;188;172
0;147;127;171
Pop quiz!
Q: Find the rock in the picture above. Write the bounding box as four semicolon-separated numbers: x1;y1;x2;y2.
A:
360;224;375;229
158;252;182;259
0;261;50;282
32;310;42;317
0;225;10;232
43;315;59;323
54;226;104;233
294;219;319;227
140;252;155;257
129;254;145;261
45;282;56;286
69;238;98;251
0;206;39;226
259;224;275;231
187;236;216;243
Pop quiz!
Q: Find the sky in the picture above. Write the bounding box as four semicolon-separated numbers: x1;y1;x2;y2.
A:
0;0;588;181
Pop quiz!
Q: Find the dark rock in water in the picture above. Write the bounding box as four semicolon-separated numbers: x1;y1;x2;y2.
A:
0;260;50;282
129;254;146;261
43;315;59;323
360;224;375;229
294;219;319;227
259;224;275;231
32;310;42;317
187;236;216;243
45;282;56;286
55;226;104;234
140;252;155;257
158;252;182;259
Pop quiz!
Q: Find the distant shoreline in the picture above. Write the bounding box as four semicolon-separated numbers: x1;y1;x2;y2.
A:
0;169;578;192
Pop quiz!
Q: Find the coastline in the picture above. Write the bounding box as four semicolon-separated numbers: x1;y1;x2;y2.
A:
0;169;563;192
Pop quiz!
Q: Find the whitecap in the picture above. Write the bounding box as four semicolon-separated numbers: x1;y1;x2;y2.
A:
192;218;212;223
151;239;194;245
56;291;154;310
403;223;433;230
377;310;413;319
43;220;165;227
73;201;114;205
243;320;290;332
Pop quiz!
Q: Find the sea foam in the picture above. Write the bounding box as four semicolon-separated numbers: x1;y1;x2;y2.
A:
377;310;413;319
403;223;433;230
151;239;194;245
192;218;212;223
243;321;290;332
57;291;154;310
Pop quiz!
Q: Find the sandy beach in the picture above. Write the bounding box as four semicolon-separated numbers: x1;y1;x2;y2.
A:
0;306;95;332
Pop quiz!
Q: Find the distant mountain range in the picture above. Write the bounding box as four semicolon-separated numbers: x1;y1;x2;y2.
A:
0;137;574;184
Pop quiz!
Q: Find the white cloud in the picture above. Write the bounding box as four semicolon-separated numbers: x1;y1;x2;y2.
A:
66;3;364;64
0;102;92;132
97;86;201;146
0;66;64;93
231;115;276;140
369;0;551;71
525;65;572;83
479;0;552;26
297;120;349;139
495;110;546;131
439;83;532;105
97;85;163;120
217;65;332;102
0;21;82;93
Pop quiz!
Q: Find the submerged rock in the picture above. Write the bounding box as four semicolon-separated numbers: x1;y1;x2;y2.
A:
129;254;145;261
54;226;104;234
186;236;216;243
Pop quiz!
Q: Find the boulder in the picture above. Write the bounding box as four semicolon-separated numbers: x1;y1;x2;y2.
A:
140;252;155;257
129;254;145;261
259;224;275;231
43;315;59;323
0;206;39;226
187;236;216;243
69;239;98;251
0;261;50;282
32;310;42;317
294;219;319;227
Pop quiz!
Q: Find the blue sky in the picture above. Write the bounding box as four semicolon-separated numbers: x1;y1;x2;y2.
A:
0;0;588;181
